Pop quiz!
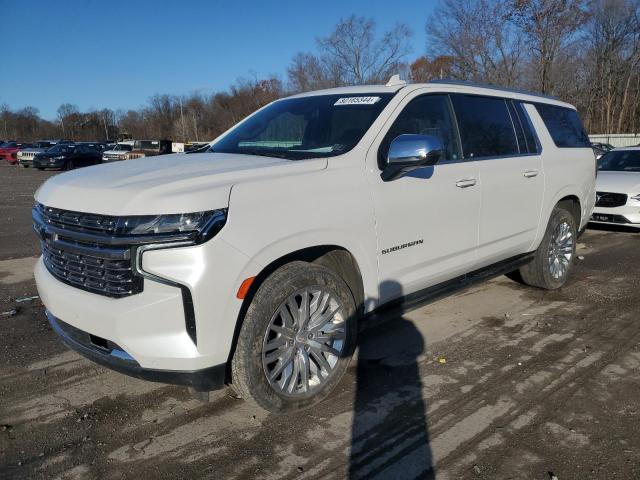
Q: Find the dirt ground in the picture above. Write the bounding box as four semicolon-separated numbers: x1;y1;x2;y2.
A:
1;163;639;480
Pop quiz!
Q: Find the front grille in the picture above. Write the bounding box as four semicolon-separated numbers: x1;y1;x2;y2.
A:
34;204;142;298
37;203;119;234
595;192;627;208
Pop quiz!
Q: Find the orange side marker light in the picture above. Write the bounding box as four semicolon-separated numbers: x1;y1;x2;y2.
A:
236;276;256;299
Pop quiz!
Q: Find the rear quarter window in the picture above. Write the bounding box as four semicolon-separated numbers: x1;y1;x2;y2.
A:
534;103;590;148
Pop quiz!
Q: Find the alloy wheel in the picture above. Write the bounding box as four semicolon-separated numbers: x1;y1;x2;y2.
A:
547;221;574;280
262;287;346;397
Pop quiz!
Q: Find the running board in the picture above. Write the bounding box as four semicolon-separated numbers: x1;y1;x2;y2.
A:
367;252;535;322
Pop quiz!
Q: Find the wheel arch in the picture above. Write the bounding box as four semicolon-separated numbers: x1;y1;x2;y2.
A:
224;244;366;381
557;194;582;230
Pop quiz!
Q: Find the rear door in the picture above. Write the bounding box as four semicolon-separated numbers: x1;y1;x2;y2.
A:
367;91;480;303
450;94;544;266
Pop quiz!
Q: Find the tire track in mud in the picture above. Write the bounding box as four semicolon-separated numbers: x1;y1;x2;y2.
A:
3;230;640;479
234;259;640;479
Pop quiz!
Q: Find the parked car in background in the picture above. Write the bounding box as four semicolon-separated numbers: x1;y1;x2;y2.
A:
592;145;607;160
33;143;101;170
0;142;28;164
591;142;614;152
102;143;133;162
33;79;595;413
18;141;56;167
127;139;172;159
76;141;110;152
185;142;212;154
591;147;640;228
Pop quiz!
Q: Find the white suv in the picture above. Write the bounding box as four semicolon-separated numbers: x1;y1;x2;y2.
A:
33;79;596;413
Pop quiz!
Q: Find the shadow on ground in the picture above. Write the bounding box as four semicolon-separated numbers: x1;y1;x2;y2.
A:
350;280;434;479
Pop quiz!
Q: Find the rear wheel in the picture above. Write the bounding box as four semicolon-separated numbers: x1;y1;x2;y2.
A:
231;261;357;413
516;206;577;289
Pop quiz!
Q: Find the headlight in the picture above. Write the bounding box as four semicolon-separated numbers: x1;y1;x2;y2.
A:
116;209;227;244
53;155;65;160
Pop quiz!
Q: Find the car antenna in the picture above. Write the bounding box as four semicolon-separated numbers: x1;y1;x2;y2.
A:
385;74;407;87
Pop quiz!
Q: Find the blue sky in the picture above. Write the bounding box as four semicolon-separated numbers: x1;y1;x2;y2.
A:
0;0;437;119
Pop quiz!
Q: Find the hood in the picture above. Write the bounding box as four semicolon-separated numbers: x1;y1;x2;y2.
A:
35;152;327;215
36;151;63;158
596;170;640;195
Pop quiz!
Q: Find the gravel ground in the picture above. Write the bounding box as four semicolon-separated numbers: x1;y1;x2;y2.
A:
1;163;639;479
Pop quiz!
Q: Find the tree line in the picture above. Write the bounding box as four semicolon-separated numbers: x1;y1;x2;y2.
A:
1;0;638;143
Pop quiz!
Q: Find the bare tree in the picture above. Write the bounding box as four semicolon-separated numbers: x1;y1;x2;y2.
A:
511;0;589;93
426;0;525;86
288;16;412;91
57;103;79;140
318;16;412;84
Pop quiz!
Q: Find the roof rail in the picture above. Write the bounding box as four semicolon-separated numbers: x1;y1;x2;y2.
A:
426;79;559;101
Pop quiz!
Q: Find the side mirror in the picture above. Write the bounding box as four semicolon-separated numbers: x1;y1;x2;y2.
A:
381;134;443;181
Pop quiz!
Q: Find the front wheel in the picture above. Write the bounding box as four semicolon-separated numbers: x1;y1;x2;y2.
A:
231;261;357;413
64;160;75;171
517;206;577;289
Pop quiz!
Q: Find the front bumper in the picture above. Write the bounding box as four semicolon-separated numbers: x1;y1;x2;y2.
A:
1;153;17;164
33;158;64;169
590;203;640;228
19;158;34;167
47;311;226;390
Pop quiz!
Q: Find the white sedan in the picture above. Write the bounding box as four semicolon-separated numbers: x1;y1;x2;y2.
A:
591;147;640;228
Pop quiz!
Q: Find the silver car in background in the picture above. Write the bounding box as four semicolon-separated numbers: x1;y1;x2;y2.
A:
102;143;133;162
591;147;640;228
18;141;56;167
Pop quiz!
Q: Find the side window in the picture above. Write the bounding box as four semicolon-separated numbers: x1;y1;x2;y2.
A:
514;102;540;154
533;103;590;148
378;94;460;168
450;95;519;158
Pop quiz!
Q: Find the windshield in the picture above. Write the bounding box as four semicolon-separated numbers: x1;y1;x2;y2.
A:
598;150;640;172
114;144;133;151
46;145;75;154
210;93;394;160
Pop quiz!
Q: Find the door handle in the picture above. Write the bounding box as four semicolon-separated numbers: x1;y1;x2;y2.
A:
455;178;477;188
523;169;539;178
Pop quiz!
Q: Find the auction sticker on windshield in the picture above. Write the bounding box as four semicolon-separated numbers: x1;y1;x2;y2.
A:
334;96;381;106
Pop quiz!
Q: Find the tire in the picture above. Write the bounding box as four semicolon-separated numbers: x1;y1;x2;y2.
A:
64;160;74;171
231;261;357;413
517;205;577;289
37;167;44;171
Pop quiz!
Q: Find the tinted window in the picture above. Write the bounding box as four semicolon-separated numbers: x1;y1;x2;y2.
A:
506;101;527;153
378;94;460;167
534;103;589;148
598;150;640;172
451;95;519;158
514;102;540;154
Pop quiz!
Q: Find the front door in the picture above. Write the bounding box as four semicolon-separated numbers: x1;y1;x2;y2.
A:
366;92;480;304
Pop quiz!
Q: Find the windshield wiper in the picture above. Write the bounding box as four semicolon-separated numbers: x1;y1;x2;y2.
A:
240;150;295;160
